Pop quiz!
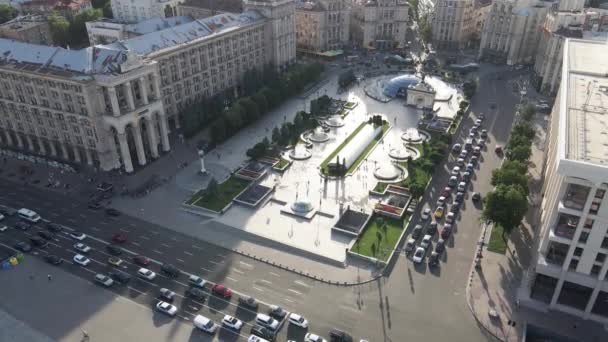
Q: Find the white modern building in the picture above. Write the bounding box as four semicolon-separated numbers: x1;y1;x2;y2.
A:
525;38;608;323
350;0;409;50
111;0;183;23
295;0;350;53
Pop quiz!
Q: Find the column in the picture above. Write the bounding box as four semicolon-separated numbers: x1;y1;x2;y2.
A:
25;135;34;151
60;142;68;159
72;145;81;163
124;81;135;111
152;74;162;99
145;117;159;158
49;140;57;156
158;114;170;152
85;148;93;165
117;132;134;173
139;77;149;105
107;86;121;117
16;134;23;149
37;137;46;155
132;124;146;166
3;131;13;146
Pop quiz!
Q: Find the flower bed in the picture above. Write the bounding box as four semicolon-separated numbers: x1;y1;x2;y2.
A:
186;176;251;212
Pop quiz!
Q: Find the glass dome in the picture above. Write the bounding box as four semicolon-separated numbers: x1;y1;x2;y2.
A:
383;74;420;98
291;198;313;213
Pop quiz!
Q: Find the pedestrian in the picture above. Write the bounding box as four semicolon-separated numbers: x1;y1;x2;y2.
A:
47;274;52;281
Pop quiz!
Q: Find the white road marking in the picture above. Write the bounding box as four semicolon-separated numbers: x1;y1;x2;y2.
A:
152;249;163;255
269;272;280;277
91;227;100;232
161;243;171;248
232;268;244;275
294;280;311;288
150;231;160;235
288;289;302;296
226;276;238;282
176;258;185;263
140;236;150;240
127;286;146;295
79;214;86;218
239;261;253;269
208;260;221;265
200;267;213;272
253;286;264;292
284;298;295;303
50;213;60;217
183;251;193;256
99;221;108;225
192;245;202;250
170;237;179;242
259;279;272;285
120;228;130;233
177;315;190;321
131;241;140;246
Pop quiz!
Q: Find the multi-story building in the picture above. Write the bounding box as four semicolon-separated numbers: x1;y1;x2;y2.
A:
110;0;183;23
350;0;409;50
583;7;608;32
431;0;474;49
21;0;92;20
478;0;552;65
524;38;608;324
176;0;243;19
86;16;194;45
0;15;53;45
296;0;350;53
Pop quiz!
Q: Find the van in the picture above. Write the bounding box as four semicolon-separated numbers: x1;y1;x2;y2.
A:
193;315;217;333
18;208;41;223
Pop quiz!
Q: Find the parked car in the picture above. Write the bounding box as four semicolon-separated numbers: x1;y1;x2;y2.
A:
108;256;124;267
445;212;456;224
156;301;178;317
186;287;206;301
269;305;287;319
109;270;131;284
305;333;327;342
112;233;127;243
427;221;438;236
288;313;309;328
456;158;465;167
95;274;114;287
73;254;90;266
69;231;86;240
411;225;423;239
37;231;53;240
188;275;206;288
105;208;121;216
412;247;426;264
212;284;232;298
239;295;259;309
133;255;151;266
255;313;279;330
160;288;176;301
15;222;30;230
428;251;440;267
436;196;446;207
329;328;354;342
462;171;471;183
106;244;123;256
161;263;180;278
420;235;432;250
435;239;446;255
222;315;243;331
420;208;431;221
137;268;156;280
495;145;503;155
457;182;467;192
434;206;445;219
193;315;218;334
441;224;453;239
14;241;32;252
480;129;488;139
29;236;48;248
441;187;452;197
46;223;62;232
404;238;416;254
451;143;462;153
45;254;63;265
448;176;458;187
472;146;481;156
73;243;91;253
250;325;276;341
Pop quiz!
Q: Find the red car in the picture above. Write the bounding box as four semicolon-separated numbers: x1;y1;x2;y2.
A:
133;255;150;266
440;224;453;240
112;233;127;243
211;284;232;298
441;187;452;198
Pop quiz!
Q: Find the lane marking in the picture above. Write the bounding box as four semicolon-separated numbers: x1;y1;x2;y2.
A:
161;243;171;248
226;276;237;282
170;237;179;242
67;218;76;223
208;260;221;265
99;221;108;226
288;289;302;295
269;272;280;278
140;236;150;240
239;261;253;269
79;214;86;218
259;279;272;285
176;258;185;263
127;286;145;295
131;241;141;247
184;251;193;256
91;227;100;232
253;286;264;292
192;245;202;250
150;231;160;235
284;298;295;303
152;249;163;255
120;228;130;233
232;268;244;275
294;280;311;288
200;267;213;272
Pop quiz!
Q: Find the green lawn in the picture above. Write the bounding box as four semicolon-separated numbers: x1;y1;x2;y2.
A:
487;224;508;254
344;101;357;109
274;158;291;170
187;176;251;212
373;182;389;194
346;122;389;174
352;216;405;262
320;122;367;174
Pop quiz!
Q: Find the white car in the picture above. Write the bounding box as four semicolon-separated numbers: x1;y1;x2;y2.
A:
451;166;460;177
188;275;206;288
156;301;178;317
420;235;432;250
288;313;309;328
446;212;456;224
73;254;90;266
0;213;5;221
0;224;8;232
193;315;218;333
436;196;446;207
222;315;243;331
137;268;156;280
305;333;327;342
73;243;91;253
457;182;467;192
69;231;87;241
255;313;279;330
248;336;270;342
420;208;431;221
160;288;176;301
412;247;426;264
94;274;114;287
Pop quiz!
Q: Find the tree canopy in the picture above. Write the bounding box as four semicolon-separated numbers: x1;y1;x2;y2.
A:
0;4;17;25
483;184;528;237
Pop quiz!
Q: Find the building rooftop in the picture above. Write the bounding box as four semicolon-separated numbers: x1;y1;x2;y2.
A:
179;0;243;12
562;39;608;166
124;16;194;35
0;15;47;31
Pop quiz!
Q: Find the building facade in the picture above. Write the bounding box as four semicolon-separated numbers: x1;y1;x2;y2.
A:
21;0;92;20
0;15;53;45
524;38;608;324
350;0;409;50
86;16;194;45
110;0;183;23
431;0;474;49
295;0;350;53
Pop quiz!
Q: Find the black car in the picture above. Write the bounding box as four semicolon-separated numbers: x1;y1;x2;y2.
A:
435;239;446;255
29;236;48;248
97;182;114;192
14;241;32;252
106;244;123;256
161;263;180;278
109;270;131;284
45;254;63;265
38;231;54;240
250;325;276;341
411;225;423;239
427;222;438;236
185;287;205;301
329;328;353;342
428;251;440;267
269;305;287;319
105;208;120;216
46;223;62;232
15;222;31;230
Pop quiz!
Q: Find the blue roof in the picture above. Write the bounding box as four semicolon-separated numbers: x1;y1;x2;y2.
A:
383;74;420;98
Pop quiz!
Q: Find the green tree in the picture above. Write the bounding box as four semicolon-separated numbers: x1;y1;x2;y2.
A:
206;178;219;196
511;122;535;141
507;144;532;162
271;127;281;143
0;5;17;25
463;80;477;99
520;104;536;121
210;118;227;143
483;185;528;238
409;180;426;199
240;97;259;123
103;2;113;18
252;92;268;115
226;106;244;132
420;16;433;43
71;8;103;45
49;12;70;47
491;167;528;194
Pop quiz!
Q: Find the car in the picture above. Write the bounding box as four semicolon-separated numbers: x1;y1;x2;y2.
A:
288;313;309;328
160;288;176;301
305;333;327;342
435;239;446;254
15;222;30;230
469;127;478;135
441;224;453;239
480;129;488;138
95;274;114;287
73;254;90;266
495;145;503;154
451;166;460;177
105;208;121;216
239;295;259;309
479;112;486;120
222;315;243;331
256;314;279;330
248;336;270;342
73;243;91;253
69;231;86;240
212;284;232;298
411;225;423;239
404;238;416;254
427;221;438;236
186;287;206;301
0;224;8;232
459;150;468;159
251;325;276;341
45;254;63;265
428;251;440;267
14;241;32;252
87;202;102;210
133;255;150;266
37;231;53;240
472;192;482;202
29;236;48;248
46;223;62;232
329;328;354;342
109;270;131;284
455;192;465;203
477;138;486;148
445;212;456;224
451;143;461;153
462;171;471;183
456;158;465;167
108;256;124;266
188;275;206;288
457;182;467;192
434;206;445;219
470;155;479;165
472;146;481;156
451;201;461;213
137;268;156;280
156;301;178;317
0;206;16;216
420;234;432;250
412;247;426;263
441;187;452;197
112;233;127;243
448;176;458;187
466;163;474;173
269;305;287;319
194;315;218;334
420;208;431;221
161;263;180;278
475;118;483;126
436;196;446;207
106;244;123;256
468;132;476;141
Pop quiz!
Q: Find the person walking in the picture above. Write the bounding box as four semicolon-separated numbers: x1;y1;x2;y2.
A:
47;274;52;281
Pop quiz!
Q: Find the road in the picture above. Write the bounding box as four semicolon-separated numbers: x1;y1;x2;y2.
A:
0;65;525;342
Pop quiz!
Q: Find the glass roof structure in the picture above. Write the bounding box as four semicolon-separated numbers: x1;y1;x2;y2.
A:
382;74;420;98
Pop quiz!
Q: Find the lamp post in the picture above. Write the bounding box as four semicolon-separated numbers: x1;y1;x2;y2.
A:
197;149;207;175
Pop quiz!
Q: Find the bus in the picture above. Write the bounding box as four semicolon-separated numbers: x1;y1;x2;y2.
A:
18;208;41;223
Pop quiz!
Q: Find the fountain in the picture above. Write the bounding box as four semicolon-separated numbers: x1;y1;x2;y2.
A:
291;197;314;213
374;163;407;181
325;115;345;127
388;146;421;161
400;128;430;144
309;127;329;143
289;145;312;160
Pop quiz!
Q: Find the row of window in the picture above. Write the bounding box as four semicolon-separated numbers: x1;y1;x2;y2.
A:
0;73;83;93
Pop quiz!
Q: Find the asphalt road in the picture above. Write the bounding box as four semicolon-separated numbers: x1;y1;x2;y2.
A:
0;65;525;342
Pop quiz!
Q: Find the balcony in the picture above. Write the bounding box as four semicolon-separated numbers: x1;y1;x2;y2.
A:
561;183;590;211
545;241;570;267
553;213;579;240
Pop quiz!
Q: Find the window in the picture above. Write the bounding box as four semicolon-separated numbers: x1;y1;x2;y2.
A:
602;237;608;249
591;265;602;276
579;231;589;244
568;259;579;271
596;253;606;263
574;247;583;257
